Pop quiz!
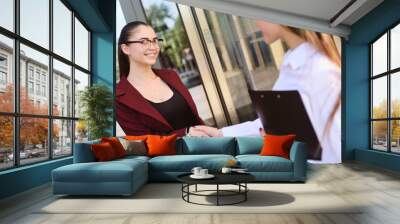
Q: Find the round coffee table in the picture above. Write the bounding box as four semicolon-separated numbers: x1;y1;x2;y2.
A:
177;173;255;206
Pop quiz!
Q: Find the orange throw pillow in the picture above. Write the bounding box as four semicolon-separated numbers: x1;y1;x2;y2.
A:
125;135;148;141
259;134;296;159
146;134;177;157
101;137;126;158
91;142;117;161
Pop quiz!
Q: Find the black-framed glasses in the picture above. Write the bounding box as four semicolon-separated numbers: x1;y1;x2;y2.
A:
125;38;164;49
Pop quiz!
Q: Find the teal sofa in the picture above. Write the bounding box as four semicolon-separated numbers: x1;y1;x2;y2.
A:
52;137;308;196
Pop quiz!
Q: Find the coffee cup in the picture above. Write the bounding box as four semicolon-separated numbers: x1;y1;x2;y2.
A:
191;167;202;176
221;167;232;173
199;169;208;176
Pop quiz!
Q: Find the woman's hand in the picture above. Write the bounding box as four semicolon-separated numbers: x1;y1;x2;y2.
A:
187;126;209;137
190;125;223;137
259;128;266;136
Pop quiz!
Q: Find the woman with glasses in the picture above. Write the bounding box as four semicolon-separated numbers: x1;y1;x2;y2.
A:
116;21;207;137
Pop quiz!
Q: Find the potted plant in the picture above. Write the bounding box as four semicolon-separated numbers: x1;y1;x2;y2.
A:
79;84;113;140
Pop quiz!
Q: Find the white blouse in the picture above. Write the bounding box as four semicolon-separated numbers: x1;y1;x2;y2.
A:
221;42;341;164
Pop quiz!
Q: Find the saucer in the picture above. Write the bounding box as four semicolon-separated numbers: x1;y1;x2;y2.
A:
190;174;215;179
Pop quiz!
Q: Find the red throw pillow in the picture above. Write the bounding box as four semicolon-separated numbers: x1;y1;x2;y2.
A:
91;142;117;161
146;134;177;157
101;137;126;158
259;134;296;159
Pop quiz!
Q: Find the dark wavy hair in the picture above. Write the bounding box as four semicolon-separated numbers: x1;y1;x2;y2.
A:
118;21;150;77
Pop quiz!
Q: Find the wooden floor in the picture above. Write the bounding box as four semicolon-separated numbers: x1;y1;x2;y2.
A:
1;161;400;224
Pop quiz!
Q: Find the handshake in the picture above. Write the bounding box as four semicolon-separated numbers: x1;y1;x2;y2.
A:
187;125;223;137
186;125;266;137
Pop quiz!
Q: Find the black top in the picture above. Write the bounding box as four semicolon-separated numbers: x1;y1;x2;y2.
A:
148;87;197;130
177;173;255;185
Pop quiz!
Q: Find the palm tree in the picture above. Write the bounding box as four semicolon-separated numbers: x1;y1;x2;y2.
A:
146;3;172;32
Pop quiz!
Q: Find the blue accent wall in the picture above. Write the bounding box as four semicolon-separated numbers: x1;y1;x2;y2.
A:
0;158;72;199
0;0;116;200
344;0;400;171
91;0;116;136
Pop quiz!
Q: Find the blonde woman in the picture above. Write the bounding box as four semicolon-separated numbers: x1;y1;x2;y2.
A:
194;20;341;164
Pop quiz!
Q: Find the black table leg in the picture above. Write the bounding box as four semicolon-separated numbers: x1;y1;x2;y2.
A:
188;184;191;202
216;184;219;206
245;183;247;201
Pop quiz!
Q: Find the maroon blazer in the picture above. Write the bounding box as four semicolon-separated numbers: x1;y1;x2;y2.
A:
116;68;204;137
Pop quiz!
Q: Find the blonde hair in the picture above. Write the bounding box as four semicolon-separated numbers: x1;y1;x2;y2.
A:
285;27;342;139
285;27;341;67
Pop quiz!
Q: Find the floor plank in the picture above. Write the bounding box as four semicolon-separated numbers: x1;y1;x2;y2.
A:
1;161;400;224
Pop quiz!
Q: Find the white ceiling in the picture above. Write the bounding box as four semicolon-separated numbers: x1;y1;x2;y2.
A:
226;0;353;24
169;0;384;37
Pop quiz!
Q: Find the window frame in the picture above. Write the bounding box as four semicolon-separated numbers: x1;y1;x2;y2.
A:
0;0;92;171
370;20;400;154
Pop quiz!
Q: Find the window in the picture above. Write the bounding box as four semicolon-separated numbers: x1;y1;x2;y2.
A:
0;0;14;31
36;83;40;95
74;18;90;70
53;0;72;60
0;0;91;170
0;54;7;67
28;67;34;80
74;69;89;120
35;70;41;81
0;71;6;82
20;0;49;48
0;35;13;113
0;54;7;87
53;59;72;117
371;23;400;154
28;81;34;94
42;85;46;97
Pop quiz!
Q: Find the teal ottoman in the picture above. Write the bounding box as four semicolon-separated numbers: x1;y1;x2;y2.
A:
52;156;148;196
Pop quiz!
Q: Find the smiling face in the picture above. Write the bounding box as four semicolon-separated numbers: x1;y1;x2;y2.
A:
120;25;160;66
255;20;283;44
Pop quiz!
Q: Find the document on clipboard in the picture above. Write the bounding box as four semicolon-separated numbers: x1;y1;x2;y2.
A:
249;89;321;160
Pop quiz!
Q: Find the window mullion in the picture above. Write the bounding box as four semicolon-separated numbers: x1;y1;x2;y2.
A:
13;0;20;167
370;45;373;149
49;0;54;160
71;10;76;155
387;30;391;153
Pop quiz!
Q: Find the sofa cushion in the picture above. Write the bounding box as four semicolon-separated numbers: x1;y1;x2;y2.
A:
148;154;235;172
91;142;118;161
73;139;100;163
236;137;263;155
101;137;127;158
113;155;150;165
236;155;293;172
259;134;296;159
118;138;147;156
177;137;236;155
147;134;177;157
52;159;147;183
